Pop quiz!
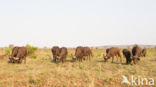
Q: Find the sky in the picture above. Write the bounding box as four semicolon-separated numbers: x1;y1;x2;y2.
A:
0;0;156;48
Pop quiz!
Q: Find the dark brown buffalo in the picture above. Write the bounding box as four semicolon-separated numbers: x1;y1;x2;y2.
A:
72;46;84;62
56;47;68;63
9;46;20;63
122;49;132;64
104;47;122;63
83;47;92;60
14;47;27;64
132;45;142;64
141;48;147;57
51;46;60;62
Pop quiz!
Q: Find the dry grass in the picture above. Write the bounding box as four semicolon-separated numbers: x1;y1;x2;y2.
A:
0;48;156;87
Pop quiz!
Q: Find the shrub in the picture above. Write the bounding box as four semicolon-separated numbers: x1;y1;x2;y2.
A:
5;47;12;55
26;44;38;56
26;44;38;59
31;54;37;59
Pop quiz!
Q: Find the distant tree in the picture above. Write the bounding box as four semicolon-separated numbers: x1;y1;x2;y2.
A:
43;46;48;49
128;46;131;49
133;44;138;47
9;44;14;49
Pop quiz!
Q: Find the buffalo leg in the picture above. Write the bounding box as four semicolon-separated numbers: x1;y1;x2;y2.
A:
112;57;114;63
80;57;83;62
78;57;81;62
133;59;136;64
19;58;22;64
126;58;128;64
62;57;66;63
120;57;122;63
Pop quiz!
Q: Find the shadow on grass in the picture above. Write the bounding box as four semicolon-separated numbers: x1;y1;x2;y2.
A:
111;62;126;65
96;60;105;62
8;61;22;64
66;59;73;62
96;60;132;66
149;58;156;62
51;59;73;64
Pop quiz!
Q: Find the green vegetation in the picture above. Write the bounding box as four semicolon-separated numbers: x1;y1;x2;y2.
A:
26;44;38;55
26;44;38;59
5;47;12;55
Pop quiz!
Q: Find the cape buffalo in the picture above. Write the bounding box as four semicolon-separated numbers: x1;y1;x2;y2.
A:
104;47;122;63
56;47;68;63
132;45;142;64
51;46;60;62
72;46;84;62
122;49;132;64
14;47;27;64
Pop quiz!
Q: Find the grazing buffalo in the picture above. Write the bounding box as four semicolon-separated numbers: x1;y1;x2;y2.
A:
132;45;142;64
56;47;68;63
51;46;60;62
9;46;20;63
14;47;28;64
141;48;147;57
83;47;93;60
122;49;132;64
104;47;122;63
72;46;84;62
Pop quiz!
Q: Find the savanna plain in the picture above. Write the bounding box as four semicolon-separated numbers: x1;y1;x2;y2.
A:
0;48;156;87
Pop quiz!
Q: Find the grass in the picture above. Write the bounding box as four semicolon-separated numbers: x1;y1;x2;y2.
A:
0;48;155;87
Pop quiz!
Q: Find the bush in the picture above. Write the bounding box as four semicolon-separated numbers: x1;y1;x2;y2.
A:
31;54;37;59
26;44;38;56
5;47;12;55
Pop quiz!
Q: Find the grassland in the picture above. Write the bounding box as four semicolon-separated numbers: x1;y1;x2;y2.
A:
0;48;156;87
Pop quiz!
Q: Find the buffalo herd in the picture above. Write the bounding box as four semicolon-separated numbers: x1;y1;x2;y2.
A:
8;45;147;65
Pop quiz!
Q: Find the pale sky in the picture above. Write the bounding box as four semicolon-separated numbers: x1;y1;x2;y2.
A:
0;0;156;47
